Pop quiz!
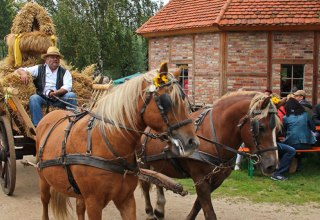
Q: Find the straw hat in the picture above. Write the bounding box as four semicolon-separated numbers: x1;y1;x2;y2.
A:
293;90;306;97
41;46;64;59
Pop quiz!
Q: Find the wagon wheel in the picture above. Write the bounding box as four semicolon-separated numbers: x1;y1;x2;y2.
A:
0;116;16;195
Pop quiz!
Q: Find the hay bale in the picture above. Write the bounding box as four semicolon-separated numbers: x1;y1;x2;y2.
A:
11;2;55;35
81;64;96;77
71;70;93;107
6;32;53;57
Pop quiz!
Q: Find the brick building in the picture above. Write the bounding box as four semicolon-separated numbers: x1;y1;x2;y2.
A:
137;0;320;106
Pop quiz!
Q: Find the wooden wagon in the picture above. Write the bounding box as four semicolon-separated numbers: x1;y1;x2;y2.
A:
0;84;111;195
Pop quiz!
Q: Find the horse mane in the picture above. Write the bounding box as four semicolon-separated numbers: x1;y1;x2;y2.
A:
213;91;259;106
213;91;281;129
249;93;282;129
93;69;184;134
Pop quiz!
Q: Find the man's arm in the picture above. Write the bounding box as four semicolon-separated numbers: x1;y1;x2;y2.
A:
15;68;30;85
48;88;67;98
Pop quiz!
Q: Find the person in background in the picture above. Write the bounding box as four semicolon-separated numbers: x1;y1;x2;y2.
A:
271;142;296;181
282;98;316;171
264;89;272;96
15;46;77;127
293;90;313;119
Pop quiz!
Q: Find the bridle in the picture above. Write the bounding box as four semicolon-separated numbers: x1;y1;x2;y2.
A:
140;81;192;141
238;106;278;163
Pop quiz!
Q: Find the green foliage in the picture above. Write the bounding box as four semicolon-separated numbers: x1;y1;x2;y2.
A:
0;0;15;58
34;0;159;79
178;154;320;205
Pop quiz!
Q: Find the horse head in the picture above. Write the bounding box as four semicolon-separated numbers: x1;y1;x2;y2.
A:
140;62;199;156
239;93;280;175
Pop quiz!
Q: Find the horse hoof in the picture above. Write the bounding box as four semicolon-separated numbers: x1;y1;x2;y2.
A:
154;209;164;219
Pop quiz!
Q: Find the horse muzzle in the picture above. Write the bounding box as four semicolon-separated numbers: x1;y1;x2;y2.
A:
168;135;199;157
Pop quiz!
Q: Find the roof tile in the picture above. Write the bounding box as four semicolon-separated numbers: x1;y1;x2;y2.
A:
137;0;320;34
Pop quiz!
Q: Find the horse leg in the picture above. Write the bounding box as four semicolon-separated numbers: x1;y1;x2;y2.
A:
140;180;158;220
40;178;51;220
114;193;136;220
154;186;166;219
186;181;217;220
76;198;86;220
85;198;104;220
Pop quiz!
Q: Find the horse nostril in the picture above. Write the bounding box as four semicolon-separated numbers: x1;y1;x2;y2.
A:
189;138;199;149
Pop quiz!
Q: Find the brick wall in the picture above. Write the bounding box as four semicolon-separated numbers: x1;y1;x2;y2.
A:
148;31;319;105
273;32;314;59
226;32;268;92
193;33;220;105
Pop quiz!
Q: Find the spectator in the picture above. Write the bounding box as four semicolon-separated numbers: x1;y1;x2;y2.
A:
313;104;320;126
264;89;272;96
293;90;313;119
283;98;316;171
271;142;296;181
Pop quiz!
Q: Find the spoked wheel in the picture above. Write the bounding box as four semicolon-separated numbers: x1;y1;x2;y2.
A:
0;116;16;195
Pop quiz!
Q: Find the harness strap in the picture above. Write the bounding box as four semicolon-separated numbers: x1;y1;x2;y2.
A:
38;154;137;175
99;125;122;159
145;150;234;167
86;117;95;154
194;108;212;131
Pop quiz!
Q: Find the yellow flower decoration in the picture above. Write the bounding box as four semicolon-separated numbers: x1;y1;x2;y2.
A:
153;72;169;88
271;96;280;105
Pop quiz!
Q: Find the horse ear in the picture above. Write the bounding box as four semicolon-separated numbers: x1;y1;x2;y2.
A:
261;96;271;109
159;62;168;74
172;68;181;80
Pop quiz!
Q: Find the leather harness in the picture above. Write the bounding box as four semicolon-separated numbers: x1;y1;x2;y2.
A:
141;108;235;178
37;81;193;195
38;111;138;194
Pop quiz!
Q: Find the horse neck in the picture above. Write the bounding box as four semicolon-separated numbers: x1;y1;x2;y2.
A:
196;99;251;156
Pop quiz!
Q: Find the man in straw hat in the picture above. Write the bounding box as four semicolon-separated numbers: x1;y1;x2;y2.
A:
15;46;77;126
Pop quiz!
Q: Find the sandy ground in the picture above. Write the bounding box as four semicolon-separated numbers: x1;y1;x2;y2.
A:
1;156;320;220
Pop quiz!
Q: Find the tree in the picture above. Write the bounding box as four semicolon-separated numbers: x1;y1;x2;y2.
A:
0;0;15;58
34;0;159;78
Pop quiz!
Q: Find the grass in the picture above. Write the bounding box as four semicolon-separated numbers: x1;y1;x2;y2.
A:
178;153;320;205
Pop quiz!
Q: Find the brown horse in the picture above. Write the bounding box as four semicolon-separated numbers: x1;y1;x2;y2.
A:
35;62;199;220
139;91;280;220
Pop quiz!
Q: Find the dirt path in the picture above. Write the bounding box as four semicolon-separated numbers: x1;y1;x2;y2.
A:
1;156;319;220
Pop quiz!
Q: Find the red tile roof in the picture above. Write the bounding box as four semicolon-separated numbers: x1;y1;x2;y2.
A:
137;0;320;36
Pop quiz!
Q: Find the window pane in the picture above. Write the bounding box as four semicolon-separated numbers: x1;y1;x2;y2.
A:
176;64;189;95
281;65;292;78
280;64;304;98
292;79;303;91
292;65;304;78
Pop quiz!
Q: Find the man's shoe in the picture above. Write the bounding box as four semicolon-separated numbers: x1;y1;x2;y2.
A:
271;175;288;181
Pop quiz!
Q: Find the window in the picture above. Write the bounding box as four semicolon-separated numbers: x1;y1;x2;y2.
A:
176;64;188;95
280;64;304;97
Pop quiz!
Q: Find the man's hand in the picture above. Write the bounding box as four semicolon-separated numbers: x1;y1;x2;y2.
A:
17;69;29;85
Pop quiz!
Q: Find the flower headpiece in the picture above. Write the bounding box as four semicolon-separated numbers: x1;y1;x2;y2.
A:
153;71;169;88
271;94;280;105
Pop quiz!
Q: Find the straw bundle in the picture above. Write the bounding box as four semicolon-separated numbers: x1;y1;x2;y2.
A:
0;72;36;108
71;70;94;107
6;32;53;56
10;2;55;35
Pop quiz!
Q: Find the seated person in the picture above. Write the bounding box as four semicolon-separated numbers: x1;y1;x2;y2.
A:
283;98;316;171
271;142;296;181
15;46;77;127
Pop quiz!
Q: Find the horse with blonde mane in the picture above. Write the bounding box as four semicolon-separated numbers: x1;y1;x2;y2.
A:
139;91;280;220
35;62;199;220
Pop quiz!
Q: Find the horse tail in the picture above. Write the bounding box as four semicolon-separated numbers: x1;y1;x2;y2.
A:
50;188;71;220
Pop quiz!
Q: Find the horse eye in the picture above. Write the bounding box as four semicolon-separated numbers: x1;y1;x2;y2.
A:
259;125;265;132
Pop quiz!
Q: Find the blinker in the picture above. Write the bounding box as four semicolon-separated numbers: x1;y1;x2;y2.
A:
159;93;173;114
269;114;276;130
251;119;260;136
